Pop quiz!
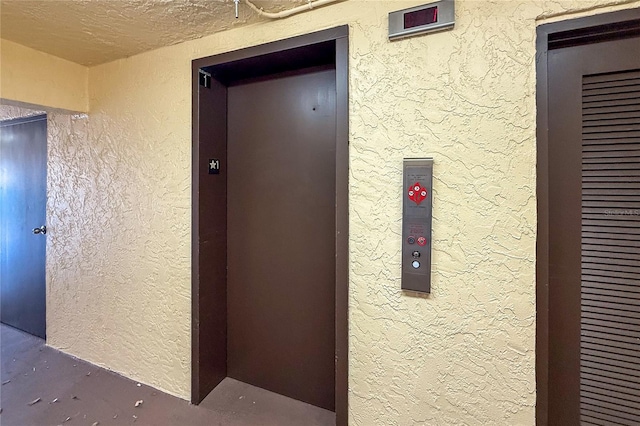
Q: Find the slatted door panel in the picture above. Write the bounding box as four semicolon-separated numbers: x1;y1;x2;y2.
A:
581;69;640;426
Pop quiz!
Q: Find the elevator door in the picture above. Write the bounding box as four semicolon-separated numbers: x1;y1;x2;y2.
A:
227;68;336;411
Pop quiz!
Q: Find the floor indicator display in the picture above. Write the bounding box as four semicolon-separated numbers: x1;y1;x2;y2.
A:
402;158;433;293
388;0;455;41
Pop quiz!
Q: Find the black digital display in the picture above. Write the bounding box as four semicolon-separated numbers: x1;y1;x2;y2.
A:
404;6;438;29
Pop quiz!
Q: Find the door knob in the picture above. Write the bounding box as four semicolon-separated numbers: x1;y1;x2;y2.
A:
33;226;46;235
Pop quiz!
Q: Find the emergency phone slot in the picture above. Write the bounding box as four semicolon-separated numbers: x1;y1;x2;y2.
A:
402;158;433;293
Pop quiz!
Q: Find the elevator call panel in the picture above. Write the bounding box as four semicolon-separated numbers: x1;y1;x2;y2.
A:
402;158;433;293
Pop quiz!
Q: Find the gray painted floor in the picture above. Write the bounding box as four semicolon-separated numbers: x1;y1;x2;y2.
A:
0;324;335;425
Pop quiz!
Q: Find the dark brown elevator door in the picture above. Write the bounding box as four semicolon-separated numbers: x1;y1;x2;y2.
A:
227;69;336;411
548;36;640;424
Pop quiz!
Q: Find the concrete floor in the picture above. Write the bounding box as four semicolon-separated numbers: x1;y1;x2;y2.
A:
0;324;335;426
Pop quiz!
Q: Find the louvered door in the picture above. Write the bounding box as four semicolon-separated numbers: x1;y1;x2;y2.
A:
581;70;640;425
546;27;640;425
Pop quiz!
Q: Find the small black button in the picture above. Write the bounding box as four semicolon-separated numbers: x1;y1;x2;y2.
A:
407;236;416;244
412;251;420;258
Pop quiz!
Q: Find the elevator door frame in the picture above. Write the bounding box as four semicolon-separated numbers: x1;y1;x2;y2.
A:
191;26;349;426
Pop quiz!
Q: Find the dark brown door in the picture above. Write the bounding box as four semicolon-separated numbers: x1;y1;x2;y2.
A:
0;115;47;339
227;69;336;410
548;36;640;424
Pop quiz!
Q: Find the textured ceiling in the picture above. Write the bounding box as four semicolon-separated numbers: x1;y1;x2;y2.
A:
0;0;306;66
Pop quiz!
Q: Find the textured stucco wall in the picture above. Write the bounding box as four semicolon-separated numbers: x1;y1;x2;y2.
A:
0;39;88;112
46;93;192;396
0;104;45;121
40;0;640;424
